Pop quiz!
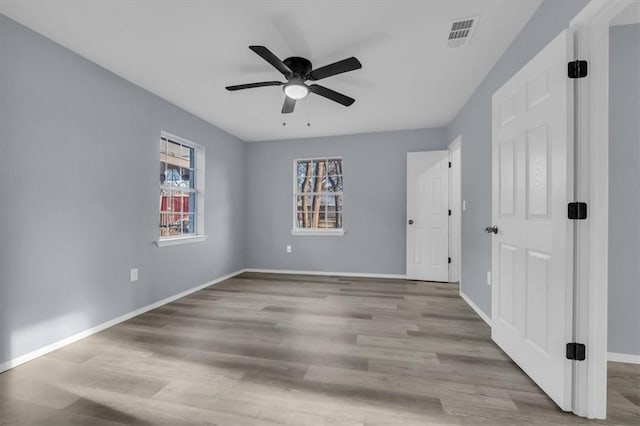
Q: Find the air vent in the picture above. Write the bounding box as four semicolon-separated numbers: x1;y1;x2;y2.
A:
447;17;479;48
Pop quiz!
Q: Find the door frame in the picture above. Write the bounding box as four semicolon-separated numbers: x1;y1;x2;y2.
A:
448;136;462;283
569;0;634;419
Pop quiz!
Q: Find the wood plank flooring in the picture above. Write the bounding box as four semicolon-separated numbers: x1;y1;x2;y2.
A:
0;272;638;425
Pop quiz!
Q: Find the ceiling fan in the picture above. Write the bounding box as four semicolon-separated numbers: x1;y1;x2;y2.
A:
225;45;362;114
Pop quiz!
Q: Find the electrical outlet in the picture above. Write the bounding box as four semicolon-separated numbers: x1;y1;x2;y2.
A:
130;268;138;282
487;271;492;286
286;245;292;253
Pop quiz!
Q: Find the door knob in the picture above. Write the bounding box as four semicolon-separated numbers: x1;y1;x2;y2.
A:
408;219;414;225
485;225;498;234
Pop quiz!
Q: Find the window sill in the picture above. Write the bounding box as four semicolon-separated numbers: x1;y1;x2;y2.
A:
291;229;345;236
155;235;207;247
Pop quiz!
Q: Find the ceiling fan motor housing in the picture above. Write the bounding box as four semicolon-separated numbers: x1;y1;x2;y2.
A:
283;56;312;77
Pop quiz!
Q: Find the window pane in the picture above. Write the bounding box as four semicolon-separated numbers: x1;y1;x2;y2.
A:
162;166;181;186
313;160;327;179
297;161;313;193
160;140;194;189
160;163;167;185
296;195;312;228
323;175;343;192
185;213;195;235
159;189;194;237
294;158;343;231
159;135;199;240
162;141;191;173
324;212;342;229
159;212;171;237
180;167;194;189
296;195;312;211
160;138;168;157
333;194;343;211
166;140;182;158
181;145;193;166
326;159;342;175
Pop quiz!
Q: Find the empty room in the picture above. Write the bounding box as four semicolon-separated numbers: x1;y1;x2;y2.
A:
0;0;638;425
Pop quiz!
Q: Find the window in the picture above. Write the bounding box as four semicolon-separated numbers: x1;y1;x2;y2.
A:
157;132;205;246
293;158;344;235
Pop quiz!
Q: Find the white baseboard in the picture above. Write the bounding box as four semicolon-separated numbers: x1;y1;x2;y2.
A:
455;292;640;364
244;268;408;280
608;352;640;364
0;268;246;374
459;289;493;327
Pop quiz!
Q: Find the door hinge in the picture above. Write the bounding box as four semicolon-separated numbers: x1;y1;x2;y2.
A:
566;343;586;361
568;60;588;78
448;209;452;216
448;257;452;264
568;202;588;220
448;161;452;168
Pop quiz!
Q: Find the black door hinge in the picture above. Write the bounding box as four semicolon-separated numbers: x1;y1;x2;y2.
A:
448;257;452;264
568;202;588;220
566;343;586;361
448;209;452;216
568;60;588;78
449;162;452;168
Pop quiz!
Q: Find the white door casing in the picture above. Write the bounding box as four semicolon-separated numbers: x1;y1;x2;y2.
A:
569;1;635;418
491;30;574;410
406;151;450;282
449;138;462;283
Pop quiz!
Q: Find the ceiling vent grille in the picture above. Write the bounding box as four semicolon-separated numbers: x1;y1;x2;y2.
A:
447;17;479;48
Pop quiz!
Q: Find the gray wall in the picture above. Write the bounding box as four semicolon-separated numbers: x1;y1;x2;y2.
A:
0;14;246;366
245;128;447;274
609;24;640;356
444;0;590;316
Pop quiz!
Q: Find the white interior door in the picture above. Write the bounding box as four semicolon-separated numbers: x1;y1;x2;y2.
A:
406;151;449;282
491;30;573;411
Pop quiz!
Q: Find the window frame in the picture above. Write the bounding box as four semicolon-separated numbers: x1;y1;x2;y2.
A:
291;157;345;236
155;131;206;247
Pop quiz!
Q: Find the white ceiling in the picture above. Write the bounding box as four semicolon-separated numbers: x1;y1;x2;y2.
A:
0;0;542;142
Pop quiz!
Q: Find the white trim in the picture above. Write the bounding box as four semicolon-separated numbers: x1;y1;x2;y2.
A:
292;155;344;162
569;0;634;419
448;135;462;283
0;268;246;374
292;157;345;235
155;234;207;247
245;268;408;280
291;229;345;236
160;130;199;148
159;131;206;243
460;289;492;327
447;135;462;150
607;352;640;364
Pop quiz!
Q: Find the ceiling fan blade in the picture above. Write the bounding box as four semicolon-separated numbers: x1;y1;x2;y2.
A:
249;46;292;76
309;57;362;81
225;81;283;91
282;96;296;114
308;84;355;106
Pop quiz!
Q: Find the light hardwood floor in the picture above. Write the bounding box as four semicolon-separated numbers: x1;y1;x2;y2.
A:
0;272;638;425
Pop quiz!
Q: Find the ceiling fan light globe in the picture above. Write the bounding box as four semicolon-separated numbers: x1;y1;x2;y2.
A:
284;83;309;100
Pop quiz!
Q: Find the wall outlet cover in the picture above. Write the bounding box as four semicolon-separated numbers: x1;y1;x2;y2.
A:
130;268;138;282
286;245;292;253
487;271;491;286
